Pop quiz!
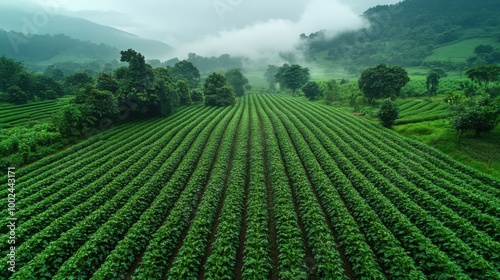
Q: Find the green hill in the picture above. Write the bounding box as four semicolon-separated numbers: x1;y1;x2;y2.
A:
306;0;500;73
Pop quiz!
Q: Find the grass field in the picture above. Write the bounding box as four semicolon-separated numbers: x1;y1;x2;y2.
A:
0;97;73;129
425;38;500;63
1;94;499;279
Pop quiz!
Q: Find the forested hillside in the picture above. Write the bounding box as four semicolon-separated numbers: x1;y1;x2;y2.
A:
306;0;500;72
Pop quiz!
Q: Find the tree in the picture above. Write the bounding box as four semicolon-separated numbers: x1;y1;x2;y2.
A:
451;95;500;137
215;86;236;106
378;98;399;127
358;64;410;102
225;68;249;97
426;71;441;96
466;65;500;89
203;73;234;106
171;60;201;88
191;88;204;103
302;81;322;100
176;79;191;105
275;64;310;96
264;65;279;92
96;73;119;94
65;73;94;90
74;86;119;122
322;79;340;104
6;86;28;104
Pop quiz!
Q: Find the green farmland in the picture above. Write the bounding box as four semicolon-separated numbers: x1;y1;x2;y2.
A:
1;94;499;279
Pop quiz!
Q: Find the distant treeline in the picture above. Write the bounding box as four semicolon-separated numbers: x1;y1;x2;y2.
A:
0;29;119;63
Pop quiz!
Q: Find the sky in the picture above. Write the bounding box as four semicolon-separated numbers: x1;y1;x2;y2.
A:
5;0;401;61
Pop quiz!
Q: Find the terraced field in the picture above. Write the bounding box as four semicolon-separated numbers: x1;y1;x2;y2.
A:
2;94;499;279
0;97;72;129
395;98;450;125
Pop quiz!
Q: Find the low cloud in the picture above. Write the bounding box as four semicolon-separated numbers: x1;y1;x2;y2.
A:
176;0;367;63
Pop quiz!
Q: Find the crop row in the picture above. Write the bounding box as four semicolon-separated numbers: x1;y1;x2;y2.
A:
277;95;500;278
268;95;467;279
2;106;221;278
203;96;249;280
263;95;426;279
130;103;241;280
288;98;500;235
258;95;350;279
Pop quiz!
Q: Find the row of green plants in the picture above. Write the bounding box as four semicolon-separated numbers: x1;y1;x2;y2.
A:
4;104;224;278
130;104;239;279
280;96;500;278
275;95;470;279
300;100;500;276
86;106;232;280
264;95;426;279
307;99;500;242
203;96;249;279
165;102;244;279
239;95;272;280
258;95;350;279
253;94;308;279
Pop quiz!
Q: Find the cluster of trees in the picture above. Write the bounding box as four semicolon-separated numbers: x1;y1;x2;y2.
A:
203;68;249;106
165;53;244;75
53;49;203;137
451;65;500;137
0;56;65;104
265;64;311;96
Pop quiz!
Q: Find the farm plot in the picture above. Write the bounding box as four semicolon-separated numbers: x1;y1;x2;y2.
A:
395;98;450;125
2;94;499;279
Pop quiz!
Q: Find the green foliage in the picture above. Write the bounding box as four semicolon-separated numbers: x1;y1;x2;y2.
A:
171;60;201;88
96;73;119;94
426;71;441;96
275;64;310;95
378;98;399;127
191;88;204;103
264;65;279;92
466;65;500;88
225;68;249;97
176;80;191;105
359;64;410;101
302;81;322;100
203;73;234;106
321;79;340;104
6;85;28;104
451;95;500;137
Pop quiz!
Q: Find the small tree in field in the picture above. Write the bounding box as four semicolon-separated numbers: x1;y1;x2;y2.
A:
358;64;409;102
378;98;399;127
302;81;322;100
426;71;440;96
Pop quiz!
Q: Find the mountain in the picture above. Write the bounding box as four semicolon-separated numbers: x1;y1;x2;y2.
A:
0;6;174;60
306;0;500;73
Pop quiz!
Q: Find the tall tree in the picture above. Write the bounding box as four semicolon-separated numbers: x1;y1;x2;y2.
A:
203;73;234;106
302;81;322;100
275;64;310;96
225;68;249;97
358;63;409;102
176;79;191;105
426;71;441;96
171;60;201;88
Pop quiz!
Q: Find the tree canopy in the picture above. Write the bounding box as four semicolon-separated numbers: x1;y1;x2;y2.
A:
275;64;310;96
358;64;410;101
203;73;235;106
225;68;249;97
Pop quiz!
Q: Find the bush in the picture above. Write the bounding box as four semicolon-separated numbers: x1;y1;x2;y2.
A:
378;98;399;127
